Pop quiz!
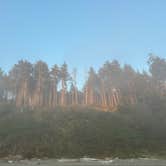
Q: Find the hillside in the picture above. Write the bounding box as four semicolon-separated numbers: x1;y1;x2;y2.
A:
0;104;166;159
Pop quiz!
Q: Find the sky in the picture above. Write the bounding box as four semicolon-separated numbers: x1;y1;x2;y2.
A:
0;0;166;87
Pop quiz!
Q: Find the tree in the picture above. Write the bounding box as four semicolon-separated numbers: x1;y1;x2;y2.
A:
9;60;33;108
84;67;99;106
60;63;70;106
0;68;4;101
98;61;122;109
120;64;137;105
33;61;49;108
49;65;60;108
148;54;166;82
147;54;166;96
70;68;78;105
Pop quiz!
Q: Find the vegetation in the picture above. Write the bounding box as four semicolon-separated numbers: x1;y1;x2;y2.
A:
0;54;165;111
0;54;166;158
0;105;166;159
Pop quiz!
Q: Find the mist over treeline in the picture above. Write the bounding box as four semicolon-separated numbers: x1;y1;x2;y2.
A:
0;54;166;111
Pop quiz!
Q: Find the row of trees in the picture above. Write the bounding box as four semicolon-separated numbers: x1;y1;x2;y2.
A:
0;55;166;110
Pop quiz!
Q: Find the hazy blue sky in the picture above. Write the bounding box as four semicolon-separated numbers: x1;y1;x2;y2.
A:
0;0;166;86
